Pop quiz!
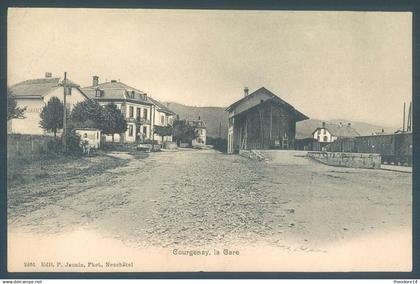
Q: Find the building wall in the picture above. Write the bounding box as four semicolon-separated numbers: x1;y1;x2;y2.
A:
44;87;87;111
313;128;337;143
10;86;87;135
192;128;206;146
75;129;101;149
228;102;297;153
152;109;174;143
98;101;152;143
9;98;45;135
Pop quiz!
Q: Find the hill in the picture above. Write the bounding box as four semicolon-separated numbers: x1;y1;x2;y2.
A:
163;102;394;139
163;102;229;138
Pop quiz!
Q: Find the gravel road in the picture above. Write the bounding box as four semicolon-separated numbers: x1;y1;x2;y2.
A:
8;149;411;250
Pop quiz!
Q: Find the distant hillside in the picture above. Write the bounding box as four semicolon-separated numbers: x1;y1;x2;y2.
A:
163;102;394;139
164;102;229;138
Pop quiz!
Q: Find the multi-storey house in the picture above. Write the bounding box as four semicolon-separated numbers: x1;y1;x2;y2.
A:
82;76;153;143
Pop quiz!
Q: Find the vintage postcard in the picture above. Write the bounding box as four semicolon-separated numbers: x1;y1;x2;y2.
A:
7;8;412;272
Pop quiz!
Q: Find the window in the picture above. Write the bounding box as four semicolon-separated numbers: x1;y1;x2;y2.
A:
128;125;134;137
323;136;328;142
161;115;165;125
83;133;88;138
129;106;134;118
143;109;148;120
323;129;326;134
95;89;101;97
136;108;141;120
143;126;147;135
97;132;99;139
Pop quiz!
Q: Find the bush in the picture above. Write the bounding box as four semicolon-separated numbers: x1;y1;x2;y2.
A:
66;130;82;154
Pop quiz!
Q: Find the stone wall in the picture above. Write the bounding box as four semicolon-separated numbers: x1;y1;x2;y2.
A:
307;151;381;169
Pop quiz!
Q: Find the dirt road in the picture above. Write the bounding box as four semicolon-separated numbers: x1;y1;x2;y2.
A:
8;149;411;247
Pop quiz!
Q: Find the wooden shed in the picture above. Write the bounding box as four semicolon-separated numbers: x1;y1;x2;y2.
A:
226;87;309;154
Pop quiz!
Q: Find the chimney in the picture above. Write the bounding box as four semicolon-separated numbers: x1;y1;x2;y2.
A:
45;72;52;78
198;116;201;120
338;122;343;127
111;79;117;83
92;75;99;87
322;121;326;128
244;87;249;97
347;123;351;127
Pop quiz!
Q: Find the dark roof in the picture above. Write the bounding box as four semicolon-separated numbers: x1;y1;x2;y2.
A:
82;81;152;105
313;123;360;138
9;77;81;98
148;97;176;115
187;119;206;129
226;87;308;122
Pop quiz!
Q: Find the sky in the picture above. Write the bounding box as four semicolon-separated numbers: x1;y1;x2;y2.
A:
8;8;412;128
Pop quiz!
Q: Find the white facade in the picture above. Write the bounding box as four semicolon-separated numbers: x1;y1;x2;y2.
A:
9;86;87;135
98;101;152;143
152;107;174;143
313;128;337;143
192;127;207;147
75;129;101;149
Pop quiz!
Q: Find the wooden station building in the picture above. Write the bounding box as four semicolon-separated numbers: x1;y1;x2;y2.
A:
226;87;309;154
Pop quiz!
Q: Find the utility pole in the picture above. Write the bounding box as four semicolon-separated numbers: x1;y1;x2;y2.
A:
407;101;412;132
62;72;67;152
402;102;406;132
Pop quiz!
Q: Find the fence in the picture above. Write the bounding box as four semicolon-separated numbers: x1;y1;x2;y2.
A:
7;134;57;161
326;133;412;166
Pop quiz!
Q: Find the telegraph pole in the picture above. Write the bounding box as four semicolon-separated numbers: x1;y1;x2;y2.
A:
407;101;412;132
402;102;406;132
62;72;67;152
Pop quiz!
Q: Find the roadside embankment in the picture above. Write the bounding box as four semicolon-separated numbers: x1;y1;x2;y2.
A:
308;151;381;169
239;149;267;161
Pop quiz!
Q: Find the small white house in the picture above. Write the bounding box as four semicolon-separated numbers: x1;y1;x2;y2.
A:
75;128;101;149
188;118;207;147
312;122;360;143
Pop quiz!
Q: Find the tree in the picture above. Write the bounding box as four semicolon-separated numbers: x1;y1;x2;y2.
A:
70;99;104;129
154;125;173;143
172;119;199;145
101;103;127;142
40;96;64;138
7;90;26;120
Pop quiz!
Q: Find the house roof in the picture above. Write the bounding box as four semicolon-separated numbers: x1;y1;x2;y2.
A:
148;97;176;115
226;87;309;122
187;119;206;129
313;123;360;138
9;77;81;98
82;81;152;105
